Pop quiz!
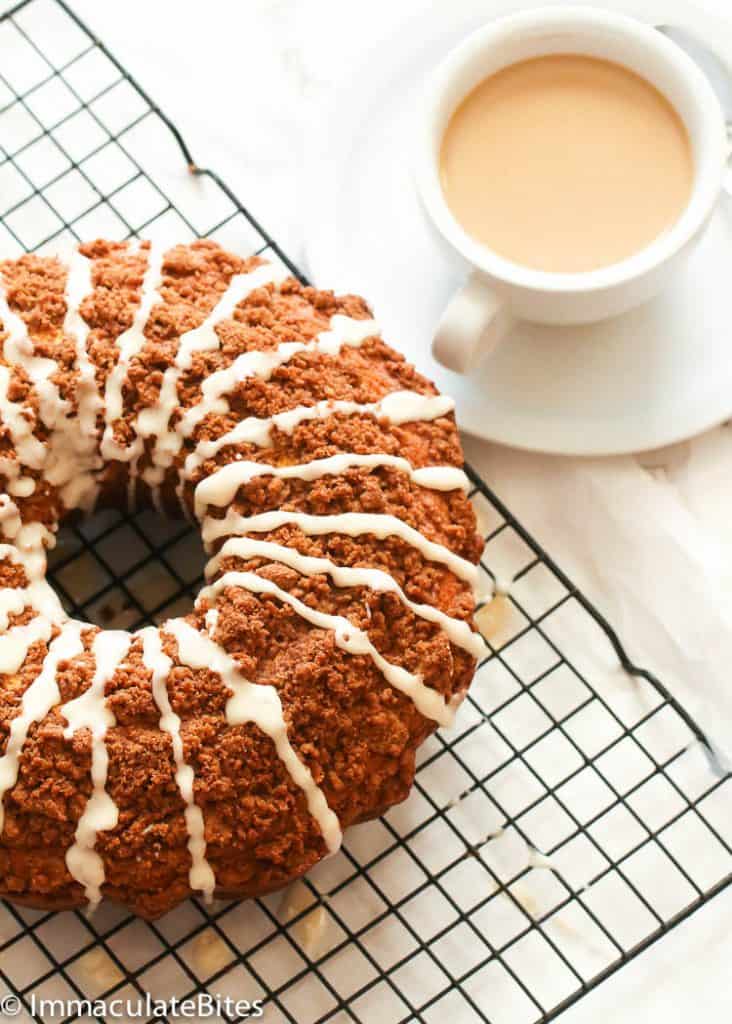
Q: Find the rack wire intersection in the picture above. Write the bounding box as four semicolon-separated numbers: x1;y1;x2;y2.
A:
0;1;729;1022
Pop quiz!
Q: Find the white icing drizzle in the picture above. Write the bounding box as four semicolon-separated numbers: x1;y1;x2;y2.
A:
0;366;45;499
0;516;66;674
0;616;54;676
0;469;35;499
207;537;484;659
136;262;289;495
0;496;22;542
158;308;379;506
173;313;379;449
202;509;478;587
1;246;104;511
0;285;58;500
63;250;99;439
194;455;468;520
179;390;455;495
0;277;68;431
140;625;216;899
165;618;342;854
59;248;104;511
98;243;166;509
271;390;455;433
199;570;454;726
0;621;86;833
62;630;131;909
103;244;166;437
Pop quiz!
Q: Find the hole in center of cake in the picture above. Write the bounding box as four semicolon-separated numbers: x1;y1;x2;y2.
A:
47;504;207;631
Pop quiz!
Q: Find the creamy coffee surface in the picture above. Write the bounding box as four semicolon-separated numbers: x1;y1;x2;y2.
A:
440;55;694;272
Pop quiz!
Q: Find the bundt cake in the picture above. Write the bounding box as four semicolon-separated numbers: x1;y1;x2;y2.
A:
0;240;483;918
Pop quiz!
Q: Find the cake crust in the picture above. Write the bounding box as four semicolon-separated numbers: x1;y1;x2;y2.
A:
0;240;482;918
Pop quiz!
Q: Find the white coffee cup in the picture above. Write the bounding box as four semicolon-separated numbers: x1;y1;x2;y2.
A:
415;6;728;375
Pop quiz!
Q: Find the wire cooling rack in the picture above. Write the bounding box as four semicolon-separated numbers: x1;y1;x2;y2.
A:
0;1;730;1022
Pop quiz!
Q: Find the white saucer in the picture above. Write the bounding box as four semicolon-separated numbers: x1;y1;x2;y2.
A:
303;0;732;455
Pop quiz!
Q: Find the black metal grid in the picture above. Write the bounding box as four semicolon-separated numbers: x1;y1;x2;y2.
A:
0;1;730;1022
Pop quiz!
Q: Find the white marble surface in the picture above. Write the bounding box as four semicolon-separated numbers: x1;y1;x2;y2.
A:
57;0;732;1019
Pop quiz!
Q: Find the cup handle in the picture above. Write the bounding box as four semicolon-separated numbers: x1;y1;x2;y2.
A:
432;271;515;374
